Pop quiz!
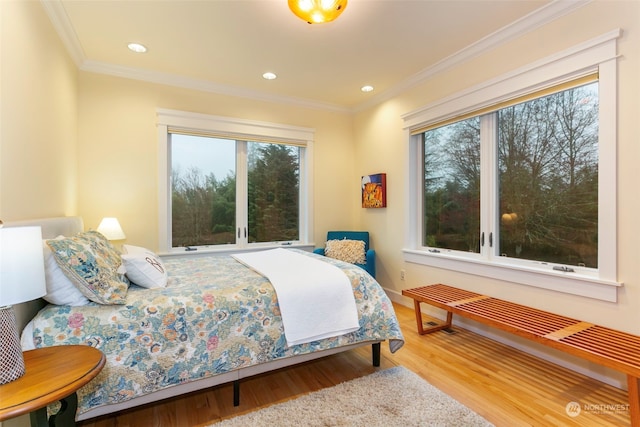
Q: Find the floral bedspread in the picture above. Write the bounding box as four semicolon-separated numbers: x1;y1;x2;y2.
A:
25;249;404;417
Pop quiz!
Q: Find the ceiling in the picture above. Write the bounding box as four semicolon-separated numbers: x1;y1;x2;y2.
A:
44;0;558;112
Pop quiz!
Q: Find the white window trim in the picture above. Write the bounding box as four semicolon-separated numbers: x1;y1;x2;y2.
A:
402;30;622;302
157;108;315;255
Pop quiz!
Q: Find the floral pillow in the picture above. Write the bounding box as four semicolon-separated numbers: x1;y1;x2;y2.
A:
42;238;90;306
325;239;366;264
46;231;129;305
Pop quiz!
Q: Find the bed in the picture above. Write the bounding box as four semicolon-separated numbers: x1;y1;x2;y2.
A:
9;217;404;422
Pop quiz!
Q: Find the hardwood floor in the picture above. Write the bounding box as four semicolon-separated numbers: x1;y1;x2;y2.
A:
79;303;630;427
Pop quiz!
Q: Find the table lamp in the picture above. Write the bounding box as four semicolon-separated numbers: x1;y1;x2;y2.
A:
96;217;126;241
0;225;47;384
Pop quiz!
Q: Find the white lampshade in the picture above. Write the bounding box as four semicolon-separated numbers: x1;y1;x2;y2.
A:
96;217;126;240
0;226;47;307
0;225;47;384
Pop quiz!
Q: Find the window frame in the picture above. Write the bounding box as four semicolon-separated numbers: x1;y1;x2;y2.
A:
157;109;315;255
402;30;622;302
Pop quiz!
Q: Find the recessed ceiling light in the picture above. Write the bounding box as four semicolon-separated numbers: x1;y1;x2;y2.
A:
127;43;147;53
361;85;374;93
263;72;277;80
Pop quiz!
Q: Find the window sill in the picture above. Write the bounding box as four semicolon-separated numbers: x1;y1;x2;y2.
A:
159;243;315;259
402;249;621;302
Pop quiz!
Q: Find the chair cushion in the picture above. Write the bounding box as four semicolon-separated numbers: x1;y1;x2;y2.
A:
325;239;366;264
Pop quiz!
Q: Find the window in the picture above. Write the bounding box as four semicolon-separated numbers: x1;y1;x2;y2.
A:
423;117;481;254
157;109;314;253
496;83;598;268
403;31;621;301
422;81;598;267
171;134;237;247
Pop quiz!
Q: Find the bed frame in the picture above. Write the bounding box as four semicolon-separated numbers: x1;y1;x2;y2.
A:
7;216;381;421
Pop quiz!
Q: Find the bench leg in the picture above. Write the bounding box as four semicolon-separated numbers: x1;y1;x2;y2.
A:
413;299;425;334
629;375;639;427
413;300;453;335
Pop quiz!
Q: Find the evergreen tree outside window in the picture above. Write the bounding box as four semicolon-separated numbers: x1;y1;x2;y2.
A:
247;142;300;243
171;135;301;248
157;109;313;252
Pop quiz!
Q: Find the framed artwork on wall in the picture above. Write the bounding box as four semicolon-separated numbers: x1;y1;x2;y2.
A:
362;173;387;208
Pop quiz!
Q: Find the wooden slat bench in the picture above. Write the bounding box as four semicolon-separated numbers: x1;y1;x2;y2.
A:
402;283;640;426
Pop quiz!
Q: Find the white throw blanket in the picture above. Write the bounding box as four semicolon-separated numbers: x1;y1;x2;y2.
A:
232;249;359;346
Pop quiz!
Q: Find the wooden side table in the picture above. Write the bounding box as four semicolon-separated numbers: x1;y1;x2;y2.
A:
0;345;105;426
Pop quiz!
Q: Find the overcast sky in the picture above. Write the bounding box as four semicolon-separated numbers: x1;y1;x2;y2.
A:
171;134;236;180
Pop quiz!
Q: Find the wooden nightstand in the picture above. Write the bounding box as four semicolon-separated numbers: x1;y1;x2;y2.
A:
0;345;105;426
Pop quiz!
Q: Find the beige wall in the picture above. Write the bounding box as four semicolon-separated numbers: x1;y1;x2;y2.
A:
1;2;79;427
76;73;356;249
354;1;640;385
0;0;77;222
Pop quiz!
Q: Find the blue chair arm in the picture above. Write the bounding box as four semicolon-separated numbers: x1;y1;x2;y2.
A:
365;249;376;278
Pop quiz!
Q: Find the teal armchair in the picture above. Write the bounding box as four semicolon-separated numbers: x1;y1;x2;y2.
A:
314;231;376;278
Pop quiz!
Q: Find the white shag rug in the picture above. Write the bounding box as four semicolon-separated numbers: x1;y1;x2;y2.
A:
211;366;494;426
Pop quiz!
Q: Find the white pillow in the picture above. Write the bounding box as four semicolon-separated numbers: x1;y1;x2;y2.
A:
42;238;91;306
121;245;168;288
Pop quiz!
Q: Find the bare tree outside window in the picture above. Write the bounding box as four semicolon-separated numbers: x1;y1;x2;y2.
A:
498;83;598;267
423;117;481;252
422;82;598;267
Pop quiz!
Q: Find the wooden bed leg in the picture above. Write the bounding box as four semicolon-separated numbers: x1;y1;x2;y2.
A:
372;342;381;367
628;375;639;427
233;380;240;407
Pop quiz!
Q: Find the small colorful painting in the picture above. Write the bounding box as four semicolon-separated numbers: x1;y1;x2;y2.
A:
362;173;387;208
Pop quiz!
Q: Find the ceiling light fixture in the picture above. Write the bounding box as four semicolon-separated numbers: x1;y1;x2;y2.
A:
263;72;277;80
127;43;147;53
361;85;374;93
288;0;348;24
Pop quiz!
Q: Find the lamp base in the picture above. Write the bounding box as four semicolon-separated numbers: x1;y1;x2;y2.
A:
0;305;26;384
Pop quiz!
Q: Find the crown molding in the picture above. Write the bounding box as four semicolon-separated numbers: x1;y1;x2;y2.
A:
42;0;590;114
40;0;84;66
80;60;351;113
354;0;592;112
